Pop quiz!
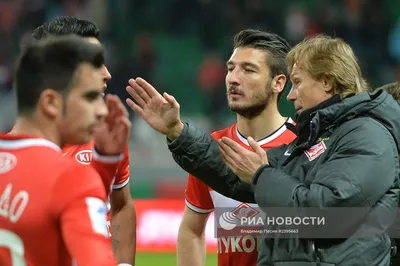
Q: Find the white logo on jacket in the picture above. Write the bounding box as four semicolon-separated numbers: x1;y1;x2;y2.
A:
304;141;327;161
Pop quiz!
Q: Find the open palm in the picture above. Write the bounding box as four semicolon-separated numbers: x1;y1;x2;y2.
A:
126;78;181;135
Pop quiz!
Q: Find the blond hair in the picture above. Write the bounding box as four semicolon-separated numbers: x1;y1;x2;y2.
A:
374;82;400;102
287;35;368;98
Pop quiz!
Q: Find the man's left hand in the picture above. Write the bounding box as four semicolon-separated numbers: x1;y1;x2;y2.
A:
93;94;131;155
218;136;268;184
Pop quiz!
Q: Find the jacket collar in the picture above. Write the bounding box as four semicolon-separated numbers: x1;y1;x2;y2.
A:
294;94;342;144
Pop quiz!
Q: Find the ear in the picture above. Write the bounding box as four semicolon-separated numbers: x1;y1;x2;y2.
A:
322;75;334;93
271;74;287;95
37;89;63;118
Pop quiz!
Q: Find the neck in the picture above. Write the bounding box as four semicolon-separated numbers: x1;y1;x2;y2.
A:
12;115;62;148
236;103;287;141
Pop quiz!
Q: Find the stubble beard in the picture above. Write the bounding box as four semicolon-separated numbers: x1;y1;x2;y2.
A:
228;83;273;119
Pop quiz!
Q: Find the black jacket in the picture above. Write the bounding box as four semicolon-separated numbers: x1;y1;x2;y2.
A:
168;90;400;265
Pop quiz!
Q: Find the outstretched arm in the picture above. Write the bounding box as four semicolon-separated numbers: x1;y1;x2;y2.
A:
126;78;255;203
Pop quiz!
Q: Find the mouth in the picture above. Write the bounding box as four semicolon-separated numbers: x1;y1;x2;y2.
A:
295;106;303;115
229;92;242;97
228;89;243;97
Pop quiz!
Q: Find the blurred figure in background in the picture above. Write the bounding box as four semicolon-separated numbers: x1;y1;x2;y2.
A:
197;50;226;131
0;34;117;266
31;16;136;266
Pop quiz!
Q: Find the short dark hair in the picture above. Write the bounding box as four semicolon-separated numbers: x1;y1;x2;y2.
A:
374;82;400;103
14;35;104;115
32;16;100;40
233;29;291;102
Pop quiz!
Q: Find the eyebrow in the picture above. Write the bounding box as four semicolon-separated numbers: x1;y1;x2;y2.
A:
226;61;260;70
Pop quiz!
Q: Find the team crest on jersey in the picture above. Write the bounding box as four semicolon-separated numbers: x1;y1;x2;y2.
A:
75;150;93;165
305;141;326;161
219;203;260;231
0;152;17;174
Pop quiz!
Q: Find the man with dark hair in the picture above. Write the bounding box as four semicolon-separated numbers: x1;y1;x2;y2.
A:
28;16;136;265
0;35;117;265
32;16;100;39
134;29;296;266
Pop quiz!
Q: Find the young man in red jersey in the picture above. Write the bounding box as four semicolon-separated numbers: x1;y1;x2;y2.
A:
30;17;136;265
0;35;117;265
126;29;296;266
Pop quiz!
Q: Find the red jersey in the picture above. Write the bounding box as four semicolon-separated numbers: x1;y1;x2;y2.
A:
62;141;130;205
185;118;296;266
0;134;116;266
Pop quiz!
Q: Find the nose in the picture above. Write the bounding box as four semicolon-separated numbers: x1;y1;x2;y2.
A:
286;86;296;102
226;68;240;86
102;65;112;83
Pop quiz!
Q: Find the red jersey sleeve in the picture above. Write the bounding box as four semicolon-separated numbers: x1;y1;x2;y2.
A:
185;174;214;213
112;146;130;190
51;164;117;266
90;148;125;196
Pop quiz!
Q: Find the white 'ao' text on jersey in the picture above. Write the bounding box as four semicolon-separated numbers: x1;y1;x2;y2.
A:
0;183;29;223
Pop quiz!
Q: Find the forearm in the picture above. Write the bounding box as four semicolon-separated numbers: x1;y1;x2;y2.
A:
177;229;206;266
111;201;136;265
168;121;256;203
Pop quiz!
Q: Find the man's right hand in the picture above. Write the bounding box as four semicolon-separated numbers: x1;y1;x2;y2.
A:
125;78;184;140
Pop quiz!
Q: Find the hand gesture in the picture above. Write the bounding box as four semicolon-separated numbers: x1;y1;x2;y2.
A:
218;136;269;183
126;78;183;140
93;94;131;155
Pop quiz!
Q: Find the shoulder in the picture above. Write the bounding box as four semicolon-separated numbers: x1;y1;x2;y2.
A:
55;159;104;196
211;124;236;139
62;141;95;164
337;117;391;140
333;117;396;152
62;140;94;153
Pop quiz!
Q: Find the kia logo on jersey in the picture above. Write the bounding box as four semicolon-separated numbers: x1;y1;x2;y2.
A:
75;150;93;165
0;152;17;173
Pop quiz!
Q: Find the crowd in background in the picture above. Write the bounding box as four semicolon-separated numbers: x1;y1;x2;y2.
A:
0;0;399;197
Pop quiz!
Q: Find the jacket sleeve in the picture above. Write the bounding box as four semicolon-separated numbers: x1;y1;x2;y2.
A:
167;121;256;203
253;119;399;236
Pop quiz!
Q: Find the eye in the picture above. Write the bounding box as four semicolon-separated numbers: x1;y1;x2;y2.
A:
84;92;102;102
244;69;255;73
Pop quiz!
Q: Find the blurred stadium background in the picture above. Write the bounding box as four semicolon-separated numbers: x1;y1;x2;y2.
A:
0;0;399;264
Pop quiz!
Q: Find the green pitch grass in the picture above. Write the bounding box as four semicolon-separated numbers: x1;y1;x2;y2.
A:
136;252;218;265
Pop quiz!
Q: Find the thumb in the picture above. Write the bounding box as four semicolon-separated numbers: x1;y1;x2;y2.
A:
163;92;180;109
248;137;265;156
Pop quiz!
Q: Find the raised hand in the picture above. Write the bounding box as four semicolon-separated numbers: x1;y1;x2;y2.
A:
93;94;131;155
126;77;184;140
218;136;269;183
